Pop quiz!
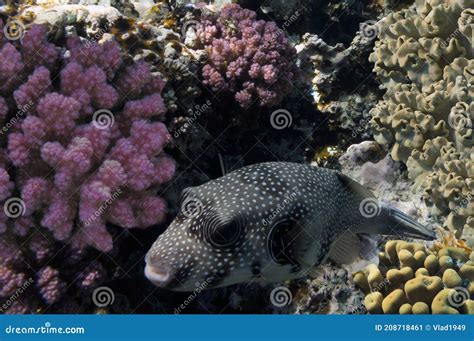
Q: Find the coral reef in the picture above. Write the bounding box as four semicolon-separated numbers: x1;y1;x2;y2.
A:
354;240;474;314
0;20;175;312
259;0;311;23
369;0;474;244
17;2;202;113
292;264;365;314
21;3;122;34
0;0;470;317
297;32;380;133
338;140;439;228
194;4;298;108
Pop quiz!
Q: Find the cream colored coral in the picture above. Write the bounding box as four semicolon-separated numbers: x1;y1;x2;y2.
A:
369;0;474;245
355;240;473;314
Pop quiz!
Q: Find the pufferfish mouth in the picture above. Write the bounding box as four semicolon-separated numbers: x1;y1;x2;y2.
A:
144;262;172;287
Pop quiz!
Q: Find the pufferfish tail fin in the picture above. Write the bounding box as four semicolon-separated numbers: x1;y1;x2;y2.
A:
379;203;437;240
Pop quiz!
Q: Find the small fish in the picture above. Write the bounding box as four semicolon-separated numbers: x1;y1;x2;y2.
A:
145;162;435;291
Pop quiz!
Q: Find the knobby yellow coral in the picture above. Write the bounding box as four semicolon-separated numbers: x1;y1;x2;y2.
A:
354;240;473;314
369;0;473;245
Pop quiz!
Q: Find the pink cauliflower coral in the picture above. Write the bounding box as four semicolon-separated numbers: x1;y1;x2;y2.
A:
196;4;298;108
37;266;66;304
0;22;175;253
0;264;27;297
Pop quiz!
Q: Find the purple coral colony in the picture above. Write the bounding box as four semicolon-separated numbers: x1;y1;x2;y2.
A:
0;0;472;315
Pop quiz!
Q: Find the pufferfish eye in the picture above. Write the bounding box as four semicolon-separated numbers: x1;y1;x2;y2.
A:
204;217;243;248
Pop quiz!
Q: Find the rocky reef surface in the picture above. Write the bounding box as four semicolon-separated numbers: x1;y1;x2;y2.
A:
0;0;472;314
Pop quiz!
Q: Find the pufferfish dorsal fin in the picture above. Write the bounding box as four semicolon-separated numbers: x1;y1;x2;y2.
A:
335;172;376;199
327;231;362;265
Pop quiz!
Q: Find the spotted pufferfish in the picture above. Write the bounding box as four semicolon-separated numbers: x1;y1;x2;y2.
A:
145;162;435;291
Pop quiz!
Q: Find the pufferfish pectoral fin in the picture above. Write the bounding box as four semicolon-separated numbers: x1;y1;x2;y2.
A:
327;232;379;265
327;231;363;265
